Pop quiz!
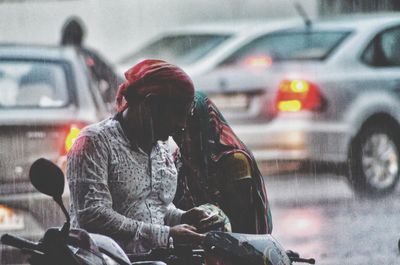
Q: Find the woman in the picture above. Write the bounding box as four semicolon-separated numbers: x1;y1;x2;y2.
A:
173;91;273;234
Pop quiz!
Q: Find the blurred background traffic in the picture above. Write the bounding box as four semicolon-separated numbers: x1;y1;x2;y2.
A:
1;0;400;264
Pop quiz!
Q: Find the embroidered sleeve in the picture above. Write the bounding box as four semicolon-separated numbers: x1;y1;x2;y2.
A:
164;204;185;226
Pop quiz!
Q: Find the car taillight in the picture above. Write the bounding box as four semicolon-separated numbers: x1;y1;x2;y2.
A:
275;79;322;112
62;124;82;155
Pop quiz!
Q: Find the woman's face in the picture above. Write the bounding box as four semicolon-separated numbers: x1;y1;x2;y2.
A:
148;95;193;141
177;111;204;164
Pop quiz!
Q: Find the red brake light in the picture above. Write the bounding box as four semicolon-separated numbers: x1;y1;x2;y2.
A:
275;80;322;112
62;124;82;155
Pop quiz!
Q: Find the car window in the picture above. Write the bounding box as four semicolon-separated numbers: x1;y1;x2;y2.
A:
362;26;400;67
0;61;69;108
220;31;351;67
119;34;231;66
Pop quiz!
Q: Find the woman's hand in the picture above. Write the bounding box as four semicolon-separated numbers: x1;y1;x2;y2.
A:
181;207;210;226
181;207;218;227
169;224;205;244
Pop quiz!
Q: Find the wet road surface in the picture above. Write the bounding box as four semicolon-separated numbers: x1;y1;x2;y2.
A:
265;173;400;265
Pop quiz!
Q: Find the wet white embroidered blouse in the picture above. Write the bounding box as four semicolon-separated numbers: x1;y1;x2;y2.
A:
67;117;183;254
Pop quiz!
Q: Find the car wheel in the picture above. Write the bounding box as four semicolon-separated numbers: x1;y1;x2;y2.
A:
349;124;400;196
398;238;400;252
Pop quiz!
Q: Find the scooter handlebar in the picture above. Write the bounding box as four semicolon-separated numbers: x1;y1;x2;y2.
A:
290;256;316;264
1;234;40;252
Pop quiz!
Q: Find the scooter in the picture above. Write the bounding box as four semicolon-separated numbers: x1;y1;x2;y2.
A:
1;158;315;265
1;158;135;265
129;232;316;265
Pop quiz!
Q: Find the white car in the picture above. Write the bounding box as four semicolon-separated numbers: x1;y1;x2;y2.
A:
117;19;302;78
118;14;400;196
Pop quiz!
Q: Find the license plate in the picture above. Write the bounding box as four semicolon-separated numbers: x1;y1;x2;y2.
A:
210;93;250;110
0;205;25;231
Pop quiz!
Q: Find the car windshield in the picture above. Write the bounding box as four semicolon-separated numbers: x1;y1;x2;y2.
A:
119;34;231;66
0;61;69;108
222;30;351;66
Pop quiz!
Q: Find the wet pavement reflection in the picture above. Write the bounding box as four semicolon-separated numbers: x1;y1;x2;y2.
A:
265;173;400;265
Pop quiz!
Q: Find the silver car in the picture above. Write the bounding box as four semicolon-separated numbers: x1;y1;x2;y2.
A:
0;44;112;264
117;19;303;77
118;14;400;196
201;14;400;196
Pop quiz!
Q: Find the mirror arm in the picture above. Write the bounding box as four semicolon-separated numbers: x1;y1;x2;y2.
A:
54;197;71;237
61;222;71;237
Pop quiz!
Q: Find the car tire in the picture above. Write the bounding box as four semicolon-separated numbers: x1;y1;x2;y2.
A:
398;238;400;252
348;124;400;197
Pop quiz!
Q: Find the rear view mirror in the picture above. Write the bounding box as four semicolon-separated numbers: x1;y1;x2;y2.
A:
29;158;64;199
29;158;70;233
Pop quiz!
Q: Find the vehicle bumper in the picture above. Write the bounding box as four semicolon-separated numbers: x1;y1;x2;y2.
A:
231;117;351;163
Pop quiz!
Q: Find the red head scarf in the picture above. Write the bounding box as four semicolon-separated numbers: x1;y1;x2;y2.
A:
115;59;194;112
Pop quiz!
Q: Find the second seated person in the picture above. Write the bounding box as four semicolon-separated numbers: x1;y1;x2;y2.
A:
67;59;211;255
173;91;273;234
